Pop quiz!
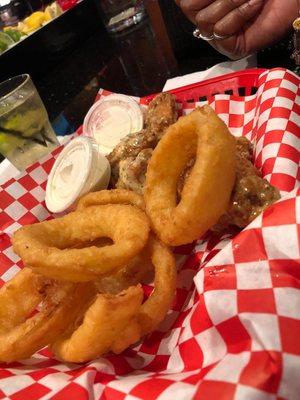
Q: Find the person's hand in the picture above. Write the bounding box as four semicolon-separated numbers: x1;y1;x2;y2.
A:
175;0;298;59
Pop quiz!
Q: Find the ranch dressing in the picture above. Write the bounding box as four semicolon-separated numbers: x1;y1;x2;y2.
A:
83;94;143;155
45;137;110;213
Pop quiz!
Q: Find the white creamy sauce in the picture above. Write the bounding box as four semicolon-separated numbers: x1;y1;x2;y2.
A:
93;105;132;149
45;137;111;213
83;94;143;154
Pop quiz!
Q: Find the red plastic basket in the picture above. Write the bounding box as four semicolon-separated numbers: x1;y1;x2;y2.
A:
143;68;266;103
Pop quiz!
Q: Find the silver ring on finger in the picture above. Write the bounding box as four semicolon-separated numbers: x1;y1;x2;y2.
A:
193;28;214;41
213;32;230;41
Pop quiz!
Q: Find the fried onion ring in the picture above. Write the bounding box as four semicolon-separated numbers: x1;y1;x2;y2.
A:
0;268;95;363
144;106;236;246
137;235;177;335
52;285;144;363
95;250;154;295
77;189;153;293
51;234;176;363
77;189;145;211
12;204;150;282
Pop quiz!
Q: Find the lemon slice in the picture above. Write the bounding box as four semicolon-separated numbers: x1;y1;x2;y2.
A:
45;2;63;21
44;8;53;22
24;12;46;29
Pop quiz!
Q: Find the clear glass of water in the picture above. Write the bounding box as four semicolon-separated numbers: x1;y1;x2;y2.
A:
99;0;146;34
0;74;59;171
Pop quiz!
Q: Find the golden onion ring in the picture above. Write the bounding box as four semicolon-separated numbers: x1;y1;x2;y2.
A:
52;285;144;363
0;268;95;363
144;106;236;246
95;250;154;295
77;189;145;211
78;189;153;293
12;204;150;282
51;234;176;363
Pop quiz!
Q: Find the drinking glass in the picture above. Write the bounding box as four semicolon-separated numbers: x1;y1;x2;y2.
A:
0;74;59;171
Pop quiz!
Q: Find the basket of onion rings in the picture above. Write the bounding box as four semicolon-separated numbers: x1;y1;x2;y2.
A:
0;68;299;400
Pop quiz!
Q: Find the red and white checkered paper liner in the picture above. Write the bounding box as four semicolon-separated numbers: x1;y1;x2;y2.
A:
0;68;299;400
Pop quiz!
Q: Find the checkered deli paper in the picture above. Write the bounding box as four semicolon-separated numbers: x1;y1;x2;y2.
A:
0;68;299;400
